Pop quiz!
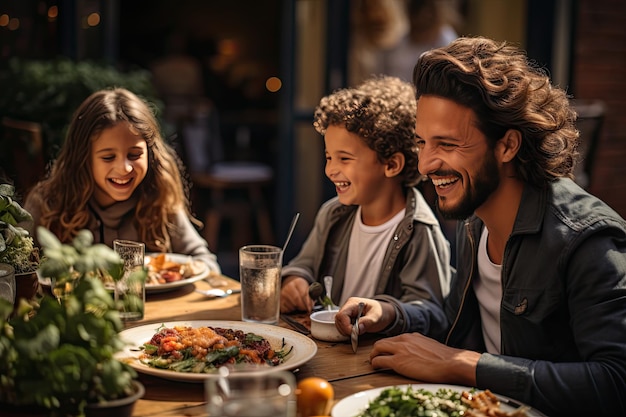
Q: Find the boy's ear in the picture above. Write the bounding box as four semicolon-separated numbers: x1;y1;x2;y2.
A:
385;152;405;177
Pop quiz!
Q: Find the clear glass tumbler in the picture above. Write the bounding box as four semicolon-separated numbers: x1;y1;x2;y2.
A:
239;244;283;325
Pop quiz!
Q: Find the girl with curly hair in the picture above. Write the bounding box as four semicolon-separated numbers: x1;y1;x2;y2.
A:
280;75;451;318
25;88;220;273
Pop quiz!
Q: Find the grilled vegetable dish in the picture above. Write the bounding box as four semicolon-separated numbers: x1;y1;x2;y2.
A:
138;325;293;373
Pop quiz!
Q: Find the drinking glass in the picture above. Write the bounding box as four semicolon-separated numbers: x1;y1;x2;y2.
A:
239;245;283;325
113;239;145;321
206;368;296;417
0;263;15;306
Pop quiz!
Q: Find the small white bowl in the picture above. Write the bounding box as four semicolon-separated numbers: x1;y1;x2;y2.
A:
310;310;349;342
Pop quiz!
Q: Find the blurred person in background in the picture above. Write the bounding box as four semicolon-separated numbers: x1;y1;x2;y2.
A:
350;0;461;84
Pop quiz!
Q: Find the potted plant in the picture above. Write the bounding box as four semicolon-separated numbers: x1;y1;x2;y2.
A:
0;227;145;417
0;183;40;305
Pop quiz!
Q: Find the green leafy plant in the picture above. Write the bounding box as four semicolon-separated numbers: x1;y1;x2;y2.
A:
0;227;144;417
0;183;39;274
0;57;163;160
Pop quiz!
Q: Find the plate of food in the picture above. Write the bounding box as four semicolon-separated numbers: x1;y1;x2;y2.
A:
331;383;547;417
144;253;210;293
115;320;318;382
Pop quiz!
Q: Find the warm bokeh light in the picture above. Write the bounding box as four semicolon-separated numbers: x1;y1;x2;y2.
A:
218;39;238;56
266;76;282;93
87;12;100;27
48;6;58;21
8;17;19;31
0;14;9;27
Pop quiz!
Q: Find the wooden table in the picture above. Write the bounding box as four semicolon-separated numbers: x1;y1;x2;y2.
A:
128;276;415;417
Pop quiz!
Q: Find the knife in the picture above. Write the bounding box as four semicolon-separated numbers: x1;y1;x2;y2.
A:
351;302;365;353
280;314;311;335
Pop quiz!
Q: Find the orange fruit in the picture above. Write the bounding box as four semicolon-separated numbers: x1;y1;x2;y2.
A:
296;377;334;417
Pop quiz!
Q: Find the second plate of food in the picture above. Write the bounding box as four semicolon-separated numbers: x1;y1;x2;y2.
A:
144;253;210;293
331;383;547;417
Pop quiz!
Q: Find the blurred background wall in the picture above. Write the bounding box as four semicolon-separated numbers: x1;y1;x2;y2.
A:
1;0;625;276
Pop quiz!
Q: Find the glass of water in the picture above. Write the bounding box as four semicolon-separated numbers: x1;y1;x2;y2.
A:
113;239;145;321
239;245;283;325
206;368;296;417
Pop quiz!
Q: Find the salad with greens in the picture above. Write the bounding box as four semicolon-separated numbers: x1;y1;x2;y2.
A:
357;386;469;417
356;386;530;417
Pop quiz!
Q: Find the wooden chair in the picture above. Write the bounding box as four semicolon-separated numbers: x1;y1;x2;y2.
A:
1;117;46;197
571;99;606;189
179;106;275;252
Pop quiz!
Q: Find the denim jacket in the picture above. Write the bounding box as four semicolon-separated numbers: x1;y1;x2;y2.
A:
282;187;451;326
398;178;626;416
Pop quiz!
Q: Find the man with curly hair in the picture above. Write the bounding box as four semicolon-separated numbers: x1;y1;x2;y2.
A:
336;37;626;415
280;75;451;319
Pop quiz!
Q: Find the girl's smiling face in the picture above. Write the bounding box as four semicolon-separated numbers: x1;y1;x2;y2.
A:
91;122;148;207
324;124;388;207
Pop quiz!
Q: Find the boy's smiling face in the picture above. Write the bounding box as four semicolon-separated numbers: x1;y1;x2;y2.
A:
324;124;389;208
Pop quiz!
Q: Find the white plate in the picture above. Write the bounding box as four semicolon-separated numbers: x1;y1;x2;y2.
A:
144;253;210;293
39;253;211;294
331;383;547;417
115;320;318;382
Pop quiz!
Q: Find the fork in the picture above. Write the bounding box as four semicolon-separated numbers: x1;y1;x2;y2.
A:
195;288;241;299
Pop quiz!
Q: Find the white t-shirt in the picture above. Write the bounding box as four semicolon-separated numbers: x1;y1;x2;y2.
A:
474;226;503;354
339;206;406;305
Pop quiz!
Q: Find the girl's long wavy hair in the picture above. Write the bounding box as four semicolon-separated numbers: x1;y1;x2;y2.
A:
413;36;580;187
313;75;421;186
29;87;196;250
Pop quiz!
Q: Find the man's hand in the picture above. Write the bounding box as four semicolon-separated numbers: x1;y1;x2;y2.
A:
370;332;481;386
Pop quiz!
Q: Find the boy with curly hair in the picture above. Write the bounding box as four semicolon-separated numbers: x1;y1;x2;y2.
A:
280;75;451;323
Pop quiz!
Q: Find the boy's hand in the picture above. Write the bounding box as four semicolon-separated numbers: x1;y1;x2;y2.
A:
280;276;314;313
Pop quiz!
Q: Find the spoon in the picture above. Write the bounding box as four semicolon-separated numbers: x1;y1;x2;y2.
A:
195;288;241;299
323;275;339;310
351;301;365;353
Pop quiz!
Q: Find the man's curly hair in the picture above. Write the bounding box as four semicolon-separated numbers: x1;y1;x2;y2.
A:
413;36;579;187
313;75;421;186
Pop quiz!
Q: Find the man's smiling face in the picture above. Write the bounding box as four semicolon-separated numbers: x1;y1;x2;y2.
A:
415;95;500;220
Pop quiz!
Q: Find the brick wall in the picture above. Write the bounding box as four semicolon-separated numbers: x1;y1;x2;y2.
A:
574;0;626;216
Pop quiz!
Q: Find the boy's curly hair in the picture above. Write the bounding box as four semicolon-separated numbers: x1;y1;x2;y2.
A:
313;75;421;186
413;36;579;187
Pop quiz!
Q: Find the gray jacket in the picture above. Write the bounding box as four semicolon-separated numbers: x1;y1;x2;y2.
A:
399;178;626;416
282;187;451;328
25;192;220;273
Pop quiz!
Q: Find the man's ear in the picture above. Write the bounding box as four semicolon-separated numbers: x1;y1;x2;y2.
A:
496;129;522;163
385;152;405;177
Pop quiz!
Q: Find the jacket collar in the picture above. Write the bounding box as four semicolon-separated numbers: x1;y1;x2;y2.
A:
510;182;547;236
328;187;441;227
464;182;548;237
408;187;441;227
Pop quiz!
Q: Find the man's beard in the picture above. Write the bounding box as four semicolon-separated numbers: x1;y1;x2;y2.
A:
436;153;500;221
